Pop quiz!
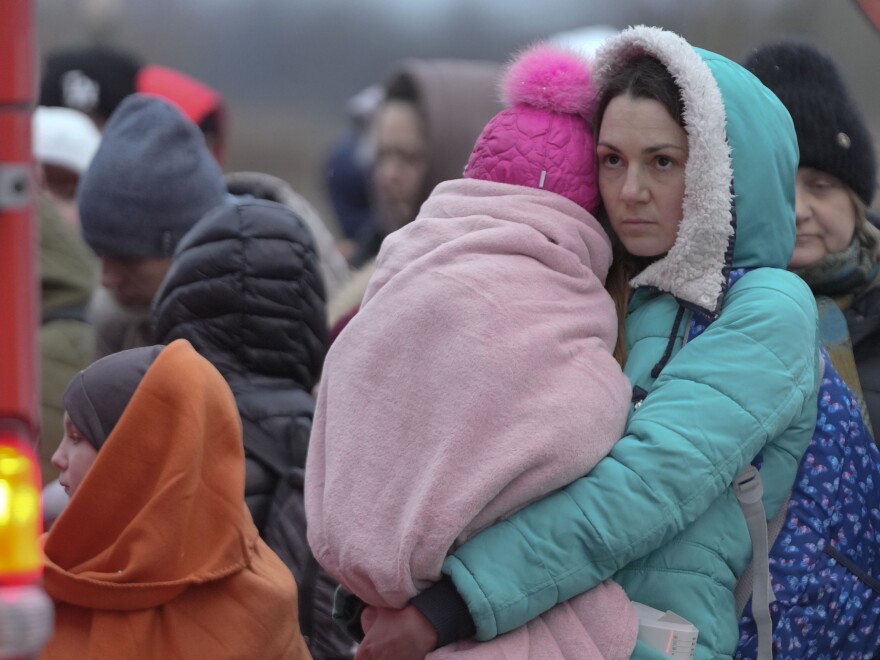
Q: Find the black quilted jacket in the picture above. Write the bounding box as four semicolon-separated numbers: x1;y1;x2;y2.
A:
152;198;327;528
153;198;354;658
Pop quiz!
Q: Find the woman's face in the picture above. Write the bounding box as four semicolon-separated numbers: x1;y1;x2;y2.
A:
371;100;429;233
597;94;688;258
790;167;857;269
51;413;98;498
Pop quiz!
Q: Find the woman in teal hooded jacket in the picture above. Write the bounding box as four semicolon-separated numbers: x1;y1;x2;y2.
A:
354;26;821;660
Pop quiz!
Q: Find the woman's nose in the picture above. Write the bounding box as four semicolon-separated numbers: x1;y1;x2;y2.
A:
620;166;647;203
101;260;123;290
794;181;810;226
51;447;65;471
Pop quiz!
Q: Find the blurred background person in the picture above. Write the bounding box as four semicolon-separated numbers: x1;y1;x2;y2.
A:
77;94;229;358
326;57;503;338
39;44;229;164
135;63;229;165
39;44;142;129
745;39;880;441
33;106;101;491
32;105;101;229
323;84;383;264
38;43;351;303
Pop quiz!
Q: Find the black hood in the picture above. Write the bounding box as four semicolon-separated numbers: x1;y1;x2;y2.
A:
152;198;327;392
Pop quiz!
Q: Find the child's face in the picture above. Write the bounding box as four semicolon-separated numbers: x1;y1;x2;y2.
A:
52;413;98;498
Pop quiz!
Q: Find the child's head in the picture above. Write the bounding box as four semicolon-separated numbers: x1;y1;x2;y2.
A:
53;345;163;497
465;44;599;213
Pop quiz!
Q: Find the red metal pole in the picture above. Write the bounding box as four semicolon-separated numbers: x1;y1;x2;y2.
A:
0;10;51;659
0;0;38;446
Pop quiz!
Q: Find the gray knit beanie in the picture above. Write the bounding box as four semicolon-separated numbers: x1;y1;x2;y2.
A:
744;40;877;206
78;94;228;258
62;345;164;450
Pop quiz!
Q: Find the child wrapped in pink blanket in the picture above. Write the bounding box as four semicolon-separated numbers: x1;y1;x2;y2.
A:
305;45;637;659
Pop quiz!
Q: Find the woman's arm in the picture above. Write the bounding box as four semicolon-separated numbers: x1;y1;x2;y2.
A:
418;270;819;645
443;271;819;640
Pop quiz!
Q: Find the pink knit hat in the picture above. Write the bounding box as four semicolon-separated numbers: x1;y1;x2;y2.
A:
465;44;599;212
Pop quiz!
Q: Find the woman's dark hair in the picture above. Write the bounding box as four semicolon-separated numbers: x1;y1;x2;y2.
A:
598;55;686;366
595;54;685;133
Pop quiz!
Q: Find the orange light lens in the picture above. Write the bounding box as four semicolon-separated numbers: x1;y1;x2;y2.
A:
0;441;42;583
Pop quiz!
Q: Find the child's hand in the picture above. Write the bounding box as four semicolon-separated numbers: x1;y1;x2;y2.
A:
355;605;437;660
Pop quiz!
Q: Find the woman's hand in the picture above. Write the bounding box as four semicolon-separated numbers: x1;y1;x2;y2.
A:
354;604;438;660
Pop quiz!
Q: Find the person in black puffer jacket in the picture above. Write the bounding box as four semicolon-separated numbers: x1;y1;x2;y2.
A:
152;198;355;659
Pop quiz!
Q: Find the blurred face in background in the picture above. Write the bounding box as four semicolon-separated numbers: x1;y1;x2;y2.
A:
100;255;171;309
790;167;857;268
371;100;428;234
38;163;83;229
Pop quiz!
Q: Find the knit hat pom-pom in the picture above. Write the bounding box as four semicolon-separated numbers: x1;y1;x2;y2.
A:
502;44;594;118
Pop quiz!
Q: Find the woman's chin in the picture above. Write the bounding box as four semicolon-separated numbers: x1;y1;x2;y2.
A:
789;256;820;269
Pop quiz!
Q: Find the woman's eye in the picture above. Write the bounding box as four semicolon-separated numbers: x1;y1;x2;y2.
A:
655;155;674;170
601;153;622;168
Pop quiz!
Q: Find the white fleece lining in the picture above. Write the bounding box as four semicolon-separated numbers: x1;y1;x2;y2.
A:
593;26;734;316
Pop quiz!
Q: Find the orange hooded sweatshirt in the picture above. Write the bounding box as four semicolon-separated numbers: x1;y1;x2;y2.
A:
41;339;311;659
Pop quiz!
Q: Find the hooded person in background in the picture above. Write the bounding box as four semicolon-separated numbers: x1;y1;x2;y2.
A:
43;340;312;659
77;94;229;359
744;40;880;442
152;198;354;659
225;171;352;301
325;58;503;339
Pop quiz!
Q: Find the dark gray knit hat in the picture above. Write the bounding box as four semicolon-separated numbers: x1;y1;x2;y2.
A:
62;345;164;450
78;94;228;259
744;40;877;206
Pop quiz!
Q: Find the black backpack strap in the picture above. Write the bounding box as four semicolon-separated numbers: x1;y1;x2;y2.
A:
238;388;315;477
298;550;321;644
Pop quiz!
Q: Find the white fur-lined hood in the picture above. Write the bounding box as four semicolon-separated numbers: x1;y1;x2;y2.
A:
593;26;798;316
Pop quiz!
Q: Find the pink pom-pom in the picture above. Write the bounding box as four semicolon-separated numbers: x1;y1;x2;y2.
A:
502;44;594;118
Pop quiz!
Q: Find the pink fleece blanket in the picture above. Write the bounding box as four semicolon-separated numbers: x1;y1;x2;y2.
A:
305;178;637;658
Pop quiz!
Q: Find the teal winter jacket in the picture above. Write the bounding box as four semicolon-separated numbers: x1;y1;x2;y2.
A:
440;26;820;659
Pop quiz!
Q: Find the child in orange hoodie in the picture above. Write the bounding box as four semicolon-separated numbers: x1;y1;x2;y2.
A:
43;339;311;660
